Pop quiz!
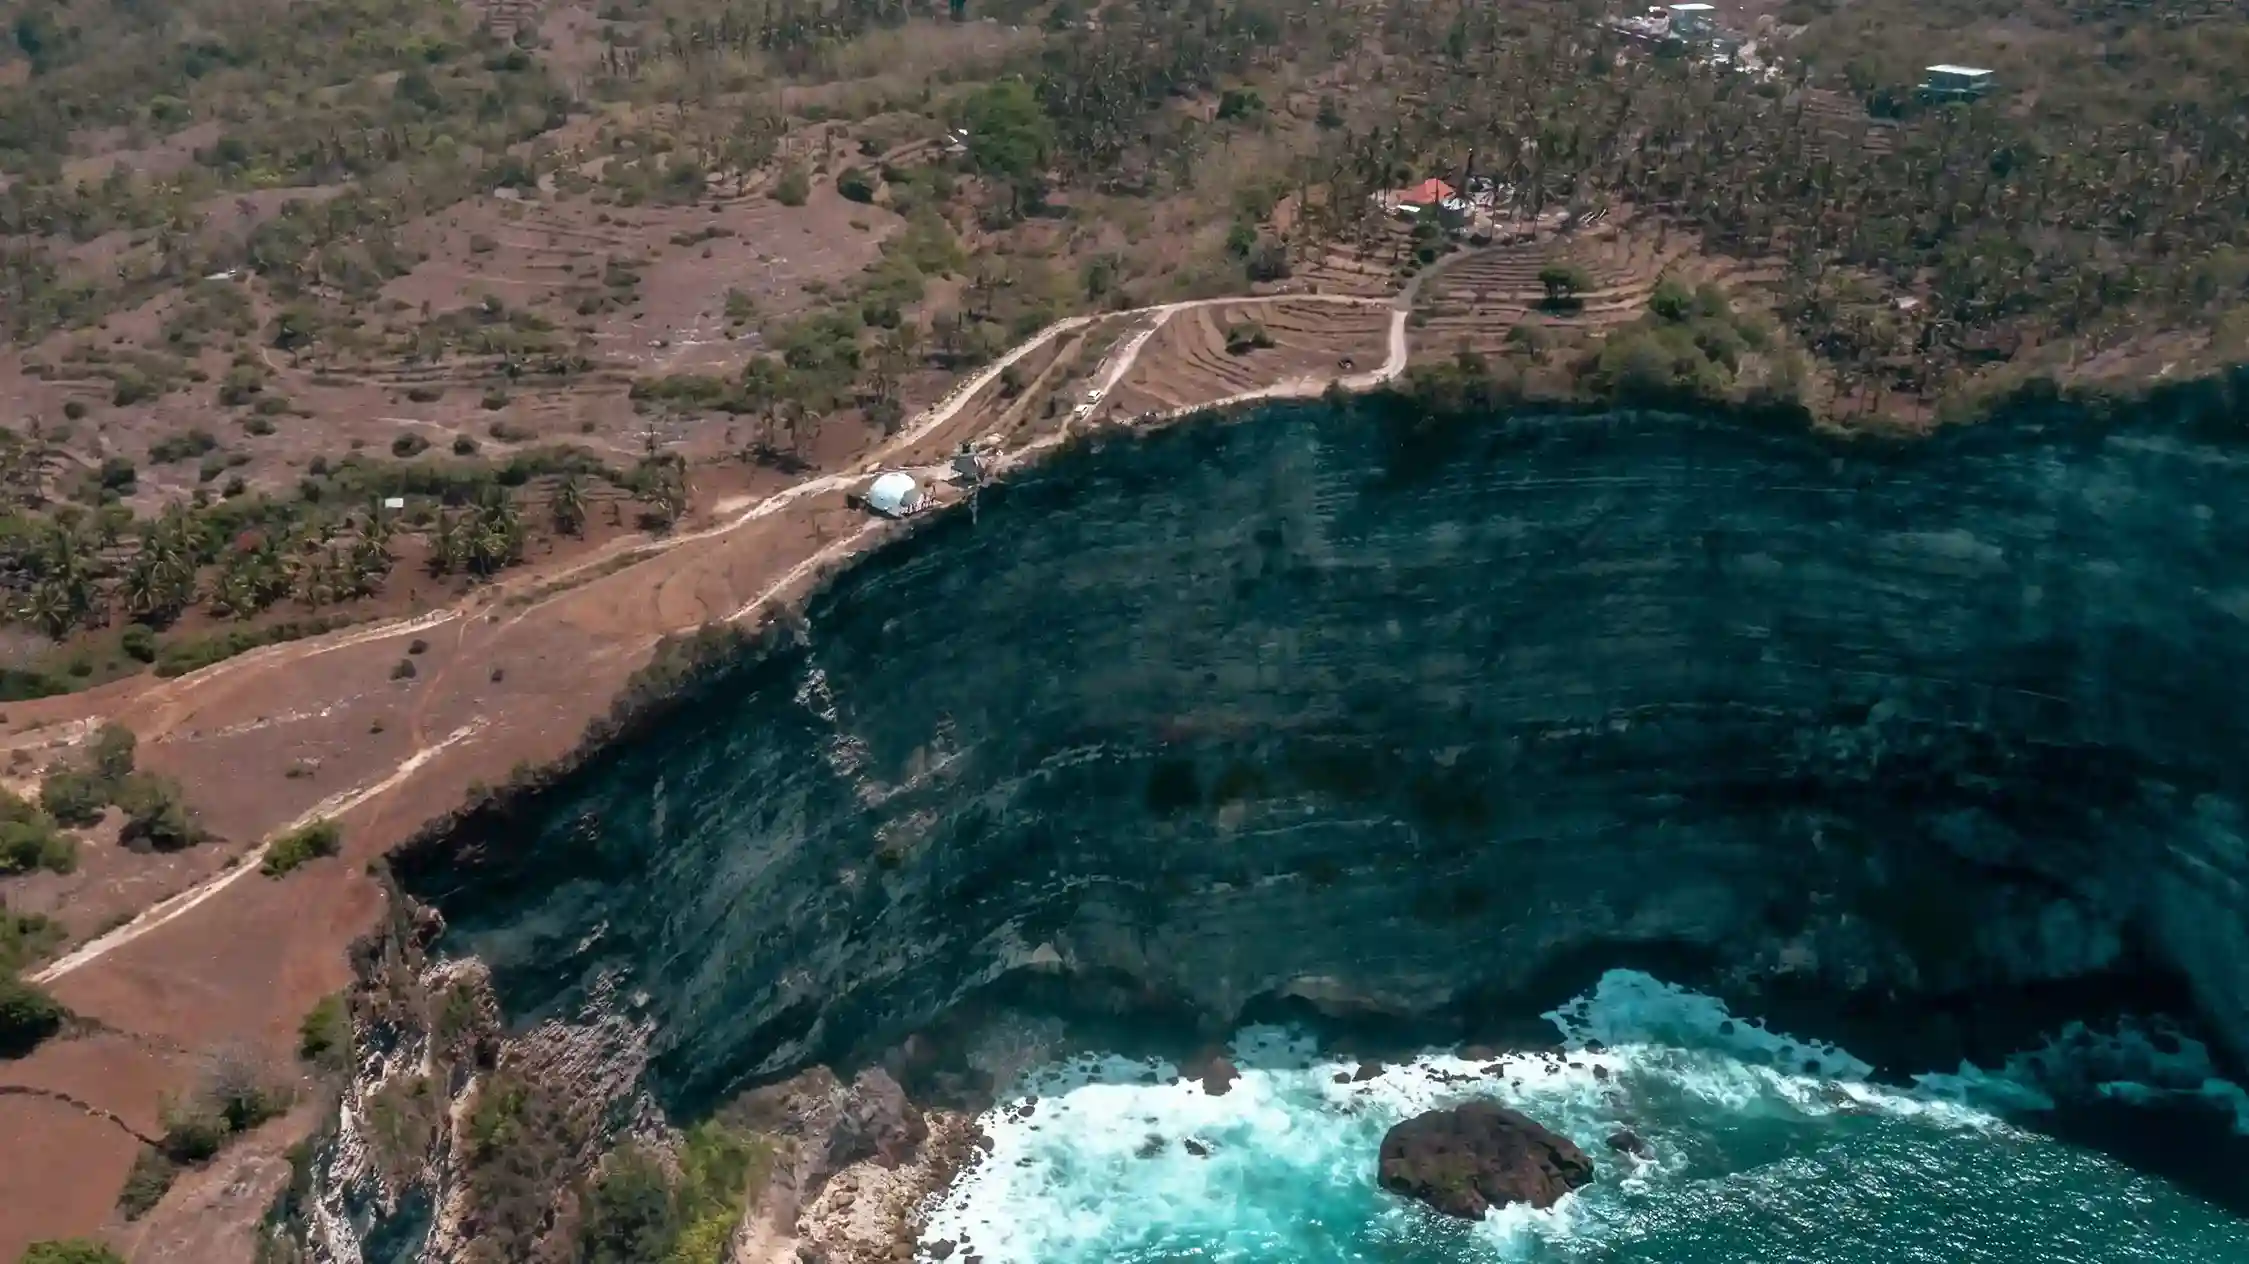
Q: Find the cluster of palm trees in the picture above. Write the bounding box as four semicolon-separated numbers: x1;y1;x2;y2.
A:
426;489;528;578
11;498;409;636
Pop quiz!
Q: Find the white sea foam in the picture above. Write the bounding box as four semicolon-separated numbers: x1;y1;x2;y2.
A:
914;970;2249;1264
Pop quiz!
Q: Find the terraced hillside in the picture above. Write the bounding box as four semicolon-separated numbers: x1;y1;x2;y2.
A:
1407;227;1718;361
1103;300;1393;416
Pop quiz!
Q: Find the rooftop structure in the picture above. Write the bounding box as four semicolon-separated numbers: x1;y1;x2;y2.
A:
1922;64;1996;98
1378;178;1458;215
866;472;925;517
1667;2;1716;34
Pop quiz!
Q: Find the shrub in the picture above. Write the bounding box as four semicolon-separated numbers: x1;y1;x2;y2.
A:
148;429;219;464
115;772;202;852
40;767;110;828
391;434;430;458
116;1147;177;1219
407;638;430;655
1649;276;1695;322
21;1239;126;1264
771;166;810;206
579;1147;681;1263
0;972;68;1058
0;905;64;974
405;385;445;403
1223;321;1275;355
262;819;341;877
453;435;479;455
836;166;877;204
97;456;137;492
1538;263;1594;306
154;615;353;678
391;658;417;680
89;723;136;782
111;370;157;407
0;792;76;875
297;993;350;1070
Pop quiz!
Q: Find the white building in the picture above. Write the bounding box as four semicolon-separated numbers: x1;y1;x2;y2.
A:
1922;64;1996;98
1667;3;1715;36
865;472;925;517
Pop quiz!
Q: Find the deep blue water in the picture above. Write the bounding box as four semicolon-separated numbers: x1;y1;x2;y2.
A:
917;972;2249;1264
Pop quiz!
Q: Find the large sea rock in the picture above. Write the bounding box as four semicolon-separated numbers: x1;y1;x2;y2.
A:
1378;1102;1594;1217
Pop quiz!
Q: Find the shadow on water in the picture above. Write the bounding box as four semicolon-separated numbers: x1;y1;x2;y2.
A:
2032;1095;2249;1220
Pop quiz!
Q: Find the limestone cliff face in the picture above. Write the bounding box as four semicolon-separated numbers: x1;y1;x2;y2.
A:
395;390;2249;1113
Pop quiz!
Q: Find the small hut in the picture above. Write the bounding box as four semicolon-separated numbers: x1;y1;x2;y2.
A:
866;472;925;517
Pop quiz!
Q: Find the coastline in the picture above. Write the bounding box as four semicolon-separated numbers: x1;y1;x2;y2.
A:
5;266;2248;1256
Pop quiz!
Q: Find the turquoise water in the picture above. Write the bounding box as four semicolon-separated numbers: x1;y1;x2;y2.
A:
918;973;2249;1264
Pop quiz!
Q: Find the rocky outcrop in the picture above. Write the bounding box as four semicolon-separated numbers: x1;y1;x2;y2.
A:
1605;1129;1652;1160
718;1068;980;1264
395;393;2249;1117
1378;1102;1593;1217
729;1067;928;1227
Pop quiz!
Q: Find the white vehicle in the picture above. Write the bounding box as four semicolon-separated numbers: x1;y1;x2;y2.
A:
1085;387;1106;404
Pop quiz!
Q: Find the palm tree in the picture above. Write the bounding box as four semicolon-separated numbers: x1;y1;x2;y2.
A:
21;579;75;639
551;473;587;538
428;512;463;576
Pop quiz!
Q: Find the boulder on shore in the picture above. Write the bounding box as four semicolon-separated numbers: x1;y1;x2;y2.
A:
1377;1101;1594;1218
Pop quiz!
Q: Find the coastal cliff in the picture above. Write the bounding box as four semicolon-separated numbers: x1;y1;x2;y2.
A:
390;381;2249;1127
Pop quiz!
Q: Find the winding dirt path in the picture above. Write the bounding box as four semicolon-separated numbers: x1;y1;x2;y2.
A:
30;721;486;986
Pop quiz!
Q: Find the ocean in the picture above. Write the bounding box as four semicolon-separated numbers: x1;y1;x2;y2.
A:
917;972;2249;1264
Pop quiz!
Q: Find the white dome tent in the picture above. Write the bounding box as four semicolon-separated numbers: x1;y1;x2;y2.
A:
865;471;925;517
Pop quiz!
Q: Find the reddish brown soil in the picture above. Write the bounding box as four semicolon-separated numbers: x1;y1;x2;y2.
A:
0;258;1467;1261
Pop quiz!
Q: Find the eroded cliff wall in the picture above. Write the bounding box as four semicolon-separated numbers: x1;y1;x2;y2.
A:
397;397;2249;1110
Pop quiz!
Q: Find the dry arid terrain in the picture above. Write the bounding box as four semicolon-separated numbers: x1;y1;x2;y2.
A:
0;276;1407;1259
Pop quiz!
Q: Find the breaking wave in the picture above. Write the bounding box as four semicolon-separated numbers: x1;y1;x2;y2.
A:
917;970;2249;1263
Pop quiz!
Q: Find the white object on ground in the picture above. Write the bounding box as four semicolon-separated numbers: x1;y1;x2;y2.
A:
866;471;925;517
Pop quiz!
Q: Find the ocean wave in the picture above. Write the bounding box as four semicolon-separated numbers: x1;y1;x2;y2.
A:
914;971;2249;1264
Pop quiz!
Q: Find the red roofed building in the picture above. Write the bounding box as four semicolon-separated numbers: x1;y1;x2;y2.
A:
1397;178;1455;206
1376;177;1459;215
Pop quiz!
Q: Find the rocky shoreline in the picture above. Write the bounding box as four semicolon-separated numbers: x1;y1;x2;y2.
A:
728;1067;987;1264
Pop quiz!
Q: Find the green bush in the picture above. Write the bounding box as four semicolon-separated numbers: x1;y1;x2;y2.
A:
577;1123;769;1264
121;624;158;662
1223;321;1275;355
772;166;810;206
0;794;76;876
20;1239;126;1264
1538;263;1594;306
89;723;136;782
297;993;350;1069
40;767;109;827
154;614;354;678
116;772;202;852
836;166;877;204
0;972;68;1058
116;1147;177;1219
148;429;219;464
1;905;64;974
579;1147;681;1264
263;819;341;877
